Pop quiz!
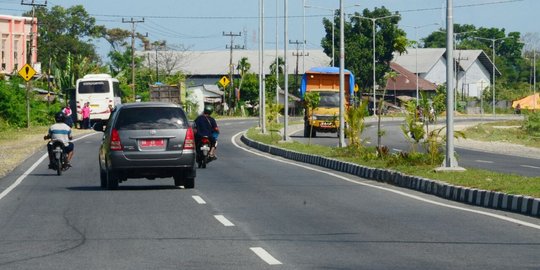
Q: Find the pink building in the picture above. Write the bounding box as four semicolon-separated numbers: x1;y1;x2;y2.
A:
0;15;38;75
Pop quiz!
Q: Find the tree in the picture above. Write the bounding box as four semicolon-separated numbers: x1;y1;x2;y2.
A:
236;57;251;94
321;7;406;92
27;5;105;71
303;91;320;144
266;57;285;100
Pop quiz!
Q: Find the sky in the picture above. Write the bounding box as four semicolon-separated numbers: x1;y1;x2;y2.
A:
0;0;538;61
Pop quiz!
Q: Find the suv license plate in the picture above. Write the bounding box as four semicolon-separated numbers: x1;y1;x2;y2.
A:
139;139;165;149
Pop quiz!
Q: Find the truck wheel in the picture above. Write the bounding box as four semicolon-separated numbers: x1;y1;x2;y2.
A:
310;128;316;138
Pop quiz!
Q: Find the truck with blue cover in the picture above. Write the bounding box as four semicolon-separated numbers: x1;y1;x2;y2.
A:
300;67;355;137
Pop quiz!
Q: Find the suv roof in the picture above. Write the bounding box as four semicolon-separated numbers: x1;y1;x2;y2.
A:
116;102;183;109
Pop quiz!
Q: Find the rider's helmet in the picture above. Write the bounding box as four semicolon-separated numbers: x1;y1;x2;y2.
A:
55;111;65;123
203;105;214;115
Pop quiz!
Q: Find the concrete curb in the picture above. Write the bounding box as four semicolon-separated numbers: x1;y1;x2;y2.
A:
240;134;540;218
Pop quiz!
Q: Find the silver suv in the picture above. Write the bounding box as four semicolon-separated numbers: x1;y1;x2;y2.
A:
94;102;196;189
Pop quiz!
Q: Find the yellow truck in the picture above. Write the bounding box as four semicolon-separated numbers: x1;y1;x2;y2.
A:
300;67;355;137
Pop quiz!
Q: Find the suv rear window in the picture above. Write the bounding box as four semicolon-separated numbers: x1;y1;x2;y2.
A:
115;107;187;130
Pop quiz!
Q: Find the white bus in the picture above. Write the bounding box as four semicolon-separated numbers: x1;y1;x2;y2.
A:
75;74;121;126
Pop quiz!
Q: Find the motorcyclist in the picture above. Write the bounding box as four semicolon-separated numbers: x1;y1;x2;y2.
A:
193;105;219;159
44;112;74;167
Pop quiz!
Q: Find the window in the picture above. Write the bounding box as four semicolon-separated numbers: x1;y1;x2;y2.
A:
78;80;110;94
116;107;187;130
319;92;340;107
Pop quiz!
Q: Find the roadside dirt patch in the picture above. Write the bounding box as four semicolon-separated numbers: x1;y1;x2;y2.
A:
0;128;94;178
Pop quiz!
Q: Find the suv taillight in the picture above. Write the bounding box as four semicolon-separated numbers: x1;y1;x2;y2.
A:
110;128;123;151
184;127;195;150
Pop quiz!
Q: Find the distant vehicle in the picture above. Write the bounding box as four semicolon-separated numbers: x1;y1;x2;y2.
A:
149;84;182;104
93;102;196;190
75;74;121;127
300;67;355;137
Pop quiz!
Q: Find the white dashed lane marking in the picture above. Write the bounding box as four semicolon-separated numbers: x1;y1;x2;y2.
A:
250;247;283;265
192;195;206;204
475;160;494;164
214;215;235;226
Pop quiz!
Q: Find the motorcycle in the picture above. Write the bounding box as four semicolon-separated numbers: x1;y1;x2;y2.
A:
46;139;69;175
196;136;212;168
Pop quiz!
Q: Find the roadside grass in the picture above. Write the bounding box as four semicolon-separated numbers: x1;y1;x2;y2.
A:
462;120;540;148
246;125;540;198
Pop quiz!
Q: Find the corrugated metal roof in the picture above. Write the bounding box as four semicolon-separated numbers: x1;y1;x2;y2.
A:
138;49;332;76
393;48;500;77
393;48;446;74
387;62;437;91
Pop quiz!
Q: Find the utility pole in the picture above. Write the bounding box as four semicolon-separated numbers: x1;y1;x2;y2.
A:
21;0;46;67
223;31;244;113
152;41;165;83
21;0;46;129
290;40;308;95
123;17;144;101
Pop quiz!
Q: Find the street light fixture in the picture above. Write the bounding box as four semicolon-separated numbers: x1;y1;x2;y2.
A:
402;23;439;105
436;29;477;111
350;14;400;115
304;4;360;67
305;5;335;67
473;36;513;115
521;40;537;109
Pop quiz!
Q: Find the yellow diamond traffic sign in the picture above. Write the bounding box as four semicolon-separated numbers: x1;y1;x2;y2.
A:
219;76;230;88
18;64;36;82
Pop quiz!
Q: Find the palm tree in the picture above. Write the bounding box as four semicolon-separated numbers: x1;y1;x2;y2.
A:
236;57;251;98
269;57;284;76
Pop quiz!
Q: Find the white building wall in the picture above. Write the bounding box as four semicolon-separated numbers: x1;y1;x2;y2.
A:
457;60;491;97
420;57;492;98
422;58;447;85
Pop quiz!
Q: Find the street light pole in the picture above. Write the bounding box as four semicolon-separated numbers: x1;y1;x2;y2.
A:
338;0;345;146
473;36;512;116
402;23;438;106
305;5;335;67
351;14;399;115
283;0;289;141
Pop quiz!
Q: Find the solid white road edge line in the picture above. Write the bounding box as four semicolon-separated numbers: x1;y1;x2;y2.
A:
250;247;283;265
521;165;540;170
214;215;235;226
0;132;98;201
192;195;206;204
232;132;540;231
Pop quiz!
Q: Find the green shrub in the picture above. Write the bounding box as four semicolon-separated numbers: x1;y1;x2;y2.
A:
523;111;540;136
0;79;63;127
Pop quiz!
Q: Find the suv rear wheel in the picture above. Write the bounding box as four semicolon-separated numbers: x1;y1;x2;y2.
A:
106;168;119;190
174;173;195;189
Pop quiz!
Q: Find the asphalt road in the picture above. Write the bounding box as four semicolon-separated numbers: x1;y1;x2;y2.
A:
0;118;539;269
291;118;540;177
